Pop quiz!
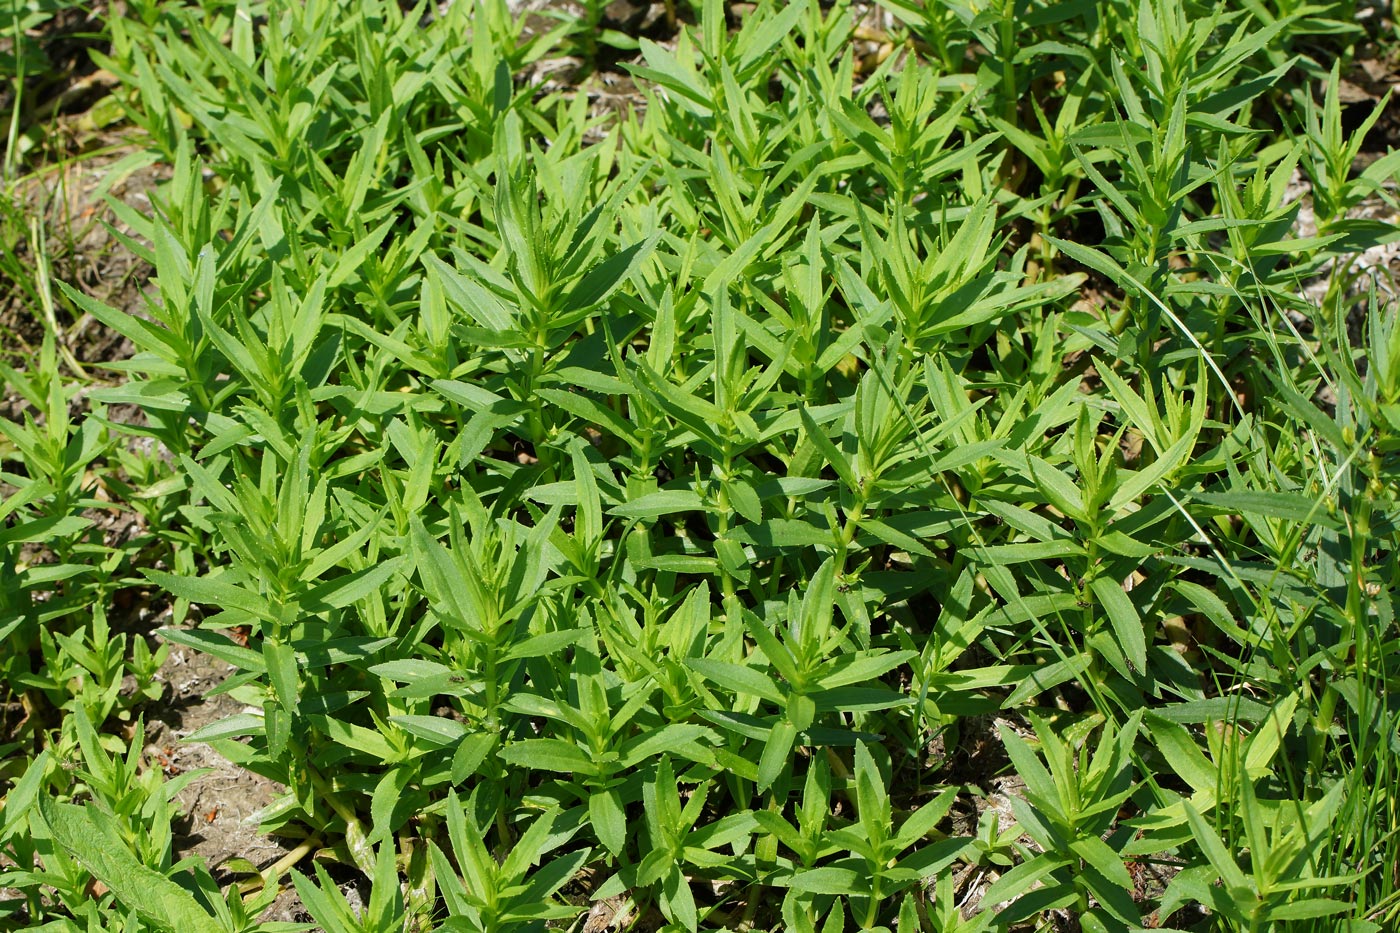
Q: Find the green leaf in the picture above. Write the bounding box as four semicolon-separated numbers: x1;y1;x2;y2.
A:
571;441;604;548
813;650;916;690
499;738;598;776
0;513;92;545
370;659;455;682
37;798;219;932
1244;691;1299;777
1184;802;1252;896
786;865;864;895
158;627;265;673
56;280;179;359
590;789;627;855
390;715;469;745
758;719;798;793
1189;490;1339;528
853;741;889;840
452;734;497;783
143;569;270;620
686;659;784;703
368;766;414;844
426;254;515;331
800;407;859;491
0;750;50;837
328;216;396;288
301;557;405;611
1108;430;1196;511
980;851;1073;908
894;787;959;849
567;234;660;310
612;488;707;520
1089;576;1147;674
731;518;835;549
1145;715;1219;796
1266;899;1353;920
520;845;591;904
502;628;588;662
745;612;802;687
727;478;763;525
893;837;973;879
621;724;717;768
1069;835;1133;889
662;865;699;932
856;518;934;557
265;641;299;712
998;724;1057;814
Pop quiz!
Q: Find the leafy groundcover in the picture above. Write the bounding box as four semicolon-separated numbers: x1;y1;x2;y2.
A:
3;0;1400;931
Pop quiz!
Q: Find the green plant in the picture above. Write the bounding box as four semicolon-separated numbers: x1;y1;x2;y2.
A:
4;0;1399;929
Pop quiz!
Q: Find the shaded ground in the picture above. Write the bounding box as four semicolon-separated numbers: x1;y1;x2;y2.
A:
143;643;319;926
0;142;159;361
145;646;290;883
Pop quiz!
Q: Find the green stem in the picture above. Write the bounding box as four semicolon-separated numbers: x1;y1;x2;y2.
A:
865;871;882;928
838;490;868;574
525;344;554;477
716;452;738;606
999;0;1017;127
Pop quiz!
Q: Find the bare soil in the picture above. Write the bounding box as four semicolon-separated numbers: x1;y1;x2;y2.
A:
142;642;321;926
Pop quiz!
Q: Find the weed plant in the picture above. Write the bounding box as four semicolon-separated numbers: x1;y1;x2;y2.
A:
2;0;1399;930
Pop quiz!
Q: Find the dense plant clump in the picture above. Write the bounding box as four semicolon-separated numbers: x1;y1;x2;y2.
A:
3;0;1399;930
